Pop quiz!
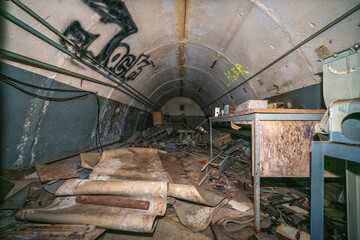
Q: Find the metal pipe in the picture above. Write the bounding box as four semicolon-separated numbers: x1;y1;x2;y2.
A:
0;48;127;95
201;150;224;171
75;195;150;210
202;3;360;110
10;0;161;110
0;8;159;111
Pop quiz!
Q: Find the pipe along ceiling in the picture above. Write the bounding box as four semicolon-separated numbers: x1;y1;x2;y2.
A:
1;0;359;115
0;0;359;168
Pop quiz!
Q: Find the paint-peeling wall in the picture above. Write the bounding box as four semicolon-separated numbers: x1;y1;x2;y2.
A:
0;63;148;169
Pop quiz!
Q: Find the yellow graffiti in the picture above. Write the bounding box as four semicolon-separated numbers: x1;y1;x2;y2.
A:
220;64;249;87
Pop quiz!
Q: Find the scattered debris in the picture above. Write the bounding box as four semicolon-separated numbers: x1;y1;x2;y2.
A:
276;222;310;240
0;114;347;239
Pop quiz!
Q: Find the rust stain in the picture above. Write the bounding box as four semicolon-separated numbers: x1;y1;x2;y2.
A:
34;163;79;183
176;0;191;96
259;121;319;177
75;195;150;210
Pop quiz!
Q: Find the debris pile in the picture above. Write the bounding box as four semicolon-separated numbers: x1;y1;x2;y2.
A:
0;114;348;239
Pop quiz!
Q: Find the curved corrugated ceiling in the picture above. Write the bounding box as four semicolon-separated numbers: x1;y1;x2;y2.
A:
1;0;360;115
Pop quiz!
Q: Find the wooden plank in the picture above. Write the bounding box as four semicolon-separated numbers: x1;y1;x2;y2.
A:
252;108;325;114
210;108;325;119
0;224;105;240
152;111;163;126
259;121;318;177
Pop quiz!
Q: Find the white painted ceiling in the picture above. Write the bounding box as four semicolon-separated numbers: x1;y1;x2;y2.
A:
1;0;359;115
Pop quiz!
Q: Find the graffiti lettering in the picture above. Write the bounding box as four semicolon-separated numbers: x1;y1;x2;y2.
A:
60;0;150;81
60;21;99;57
220;64;249;87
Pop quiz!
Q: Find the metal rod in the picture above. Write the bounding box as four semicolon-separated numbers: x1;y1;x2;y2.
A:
0;48;128;96
253;114;261;233
201;150;224;171
202;3;360;110
75;195;150;210
0;8;159;111
10;0;161;110
210;120;213;158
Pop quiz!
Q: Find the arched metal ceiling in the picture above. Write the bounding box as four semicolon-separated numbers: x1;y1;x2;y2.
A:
1;0;359;115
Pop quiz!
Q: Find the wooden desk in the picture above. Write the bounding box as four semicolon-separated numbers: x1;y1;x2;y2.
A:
209;109;324;232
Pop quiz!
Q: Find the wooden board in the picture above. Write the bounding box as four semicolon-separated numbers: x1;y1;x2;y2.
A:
0;224;105;240
152;111;163;126
259;121;318;177
210;108;325;119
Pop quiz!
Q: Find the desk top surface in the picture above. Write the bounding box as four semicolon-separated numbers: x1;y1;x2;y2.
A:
210;108;325;120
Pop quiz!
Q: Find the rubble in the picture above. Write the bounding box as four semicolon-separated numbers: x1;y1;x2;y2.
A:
0;116;348;239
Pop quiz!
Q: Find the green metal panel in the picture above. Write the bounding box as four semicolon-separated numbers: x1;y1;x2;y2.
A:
322;47;360;107
1;62;149;169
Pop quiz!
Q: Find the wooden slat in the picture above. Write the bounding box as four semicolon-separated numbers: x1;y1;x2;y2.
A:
210;108;325;119
0;224;105;240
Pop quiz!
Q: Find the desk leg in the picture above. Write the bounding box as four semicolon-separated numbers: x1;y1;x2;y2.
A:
311;141;324;239
346;161;360;240
253;115;261;232
210;120;213;159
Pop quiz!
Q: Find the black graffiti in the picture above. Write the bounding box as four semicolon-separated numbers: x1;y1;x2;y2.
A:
60;21;99;57
60;0;150;81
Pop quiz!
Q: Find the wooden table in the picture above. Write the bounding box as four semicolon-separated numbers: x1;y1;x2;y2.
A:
209;108;325;232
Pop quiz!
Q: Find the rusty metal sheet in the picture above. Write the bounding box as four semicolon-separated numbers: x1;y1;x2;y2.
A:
89;147;172;182
0;223;105;240
259;121;318;177
34;163;79;183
